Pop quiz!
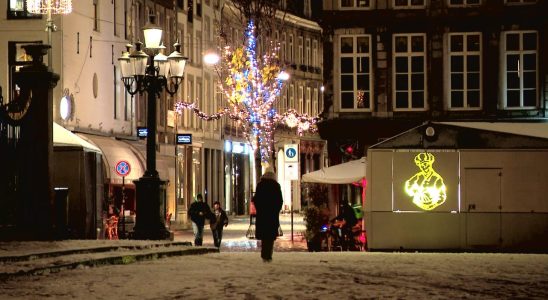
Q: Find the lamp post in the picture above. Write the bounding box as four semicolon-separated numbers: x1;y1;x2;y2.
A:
118;17;187;240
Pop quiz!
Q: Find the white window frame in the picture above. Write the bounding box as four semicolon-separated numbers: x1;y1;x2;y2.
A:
298;36;304;65
281;33;287;62
504;0;536;5
289;84;295;109
312;39;318;67
306;87;312;115
392;33;427;111
445;32;482;111
500;30;538;109
447;0;481;7
289;34;294;64
392;0;426;9
299;85;304;113
305;38;311;67
339;34;373;111
313;88;319;116
339;0;373;9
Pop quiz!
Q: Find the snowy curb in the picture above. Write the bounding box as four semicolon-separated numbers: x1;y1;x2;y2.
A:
0;246;217;280
0;241;192;263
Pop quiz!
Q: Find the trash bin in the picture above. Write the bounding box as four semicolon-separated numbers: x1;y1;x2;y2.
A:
54;187;69;239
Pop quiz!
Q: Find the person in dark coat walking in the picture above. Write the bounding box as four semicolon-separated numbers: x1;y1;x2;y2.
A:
210;201;229;248
252;166;283;262
188;194;212;246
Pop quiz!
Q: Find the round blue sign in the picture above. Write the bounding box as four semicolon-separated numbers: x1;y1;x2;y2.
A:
115;160;131;177
286;147;297;159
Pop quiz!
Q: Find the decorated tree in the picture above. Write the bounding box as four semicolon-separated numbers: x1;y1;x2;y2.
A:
175;19;319;166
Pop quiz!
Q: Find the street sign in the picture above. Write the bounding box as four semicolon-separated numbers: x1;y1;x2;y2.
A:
284;144;299;162
115;160;131;177
285;162;299;180
176;133;192;145
137;127;147;138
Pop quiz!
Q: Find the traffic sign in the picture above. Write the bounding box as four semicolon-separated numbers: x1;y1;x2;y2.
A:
115;160;131;177
284;144;298;162
285;162;299;180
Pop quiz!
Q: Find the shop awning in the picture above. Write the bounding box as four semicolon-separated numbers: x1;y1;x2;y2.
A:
78;134;145;184
53;123;101;153
122;140;172;182
302;157;366;184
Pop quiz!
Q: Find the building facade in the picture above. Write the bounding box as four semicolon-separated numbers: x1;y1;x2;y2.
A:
0;0;325;236
318;0;548;208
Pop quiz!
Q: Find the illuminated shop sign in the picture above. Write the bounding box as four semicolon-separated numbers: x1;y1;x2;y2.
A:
404;153;447;210
137;127;147;138
224;141;248;154
176;134;192;145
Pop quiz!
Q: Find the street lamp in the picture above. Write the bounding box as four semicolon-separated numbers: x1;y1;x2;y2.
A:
118;16;187;240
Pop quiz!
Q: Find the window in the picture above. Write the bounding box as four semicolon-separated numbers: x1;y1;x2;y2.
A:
113;0;118;36
281;33;286;62
299;86;304;113
446;33;482;110
312;40;318;67
501;31;537;109
393;0;425;8
393;34;427;110
313;88;319;116
340;0;371;9
339;35;372;110
7;0;40;18
448;0;480;6
93;0;99;31
289;84;295;109
306;87;311;115
504;0;536;4
289;35;294;63
305;39;311;67
298;36;304;65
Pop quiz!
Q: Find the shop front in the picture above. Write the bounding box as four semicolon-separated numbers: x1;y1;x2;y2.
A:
224;140;254;215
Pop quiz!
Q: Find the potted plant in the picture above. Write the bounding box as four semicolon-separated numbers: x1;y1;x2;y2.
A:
302;184;329;251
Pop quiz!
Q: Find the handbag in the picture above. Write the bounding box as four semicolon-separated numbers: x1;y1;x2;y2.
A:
246;224;256;239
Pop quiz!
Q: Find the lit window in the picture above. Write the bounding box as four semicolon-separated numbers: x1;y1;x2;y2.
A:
339;34;372;110
446;33;482;110
7;0;40;18
501;31;538;109
392;33;427;110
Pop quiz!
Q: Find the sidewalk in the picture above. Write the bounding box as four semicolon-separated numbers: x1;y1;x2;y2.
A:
0;214;307;279
172;213;308;252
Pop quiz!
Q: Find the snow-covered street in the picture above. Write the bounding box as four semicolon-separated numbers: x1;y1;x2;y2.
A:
1;251;547;299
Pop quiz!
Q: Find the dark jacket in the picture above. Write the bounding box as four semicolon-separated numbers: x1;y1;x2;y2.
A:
210;208;229;230
252;178;283;240
188;201;212;227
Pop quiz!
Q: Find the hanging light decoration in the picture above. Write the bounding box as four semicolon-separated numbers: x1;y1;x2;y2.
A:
175;20;321;163
26;0;73;15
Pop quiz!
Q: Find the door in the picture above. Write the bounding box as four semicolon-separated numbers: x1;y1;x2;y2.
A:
465;168;502;248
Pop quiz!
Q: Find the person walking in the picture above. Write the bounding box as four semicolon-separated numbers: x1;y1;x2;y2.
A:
188;194;212;246
252;166;283;262
210;201;229;248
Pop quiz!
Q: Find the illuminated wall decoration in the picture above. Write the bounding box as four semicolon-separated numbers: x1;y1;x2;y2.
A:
404;153;447;210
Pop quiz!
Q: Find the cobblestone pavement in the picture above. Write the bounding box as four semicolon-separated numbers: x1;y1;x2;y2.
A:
172;213;308;252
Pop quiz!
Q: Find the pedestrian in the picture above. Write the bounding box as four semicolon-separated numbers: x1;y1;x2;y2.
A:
252;166;283;262
188;194;212;246
210;201;229;248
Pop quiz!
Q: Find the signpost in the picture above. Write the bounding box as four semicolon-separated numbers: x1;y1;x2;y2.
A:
115;160;131;238
284;144;299;242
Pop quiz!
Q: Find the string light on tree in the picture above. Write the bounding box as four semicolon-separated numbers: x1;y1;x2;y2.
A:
175;20;320;163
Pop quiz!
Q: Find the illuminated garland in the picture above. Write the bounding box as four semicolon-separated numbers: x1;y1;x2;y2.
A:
175;20;320;162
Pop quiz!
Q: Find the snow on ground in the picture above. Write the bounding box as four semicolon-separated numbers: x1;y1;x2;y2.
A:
1;250;547;299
